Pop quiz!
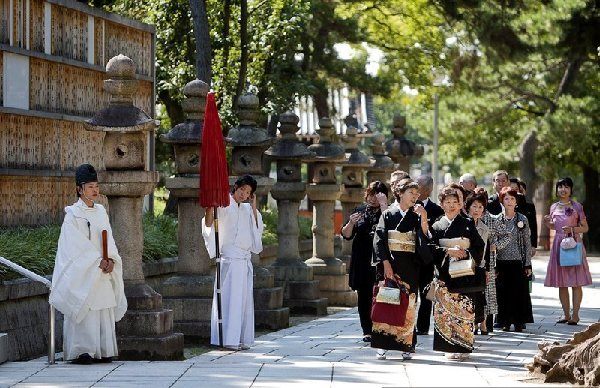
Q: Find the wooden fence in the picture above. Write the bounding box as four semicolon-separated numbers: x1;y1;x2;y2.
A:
0;0;155;226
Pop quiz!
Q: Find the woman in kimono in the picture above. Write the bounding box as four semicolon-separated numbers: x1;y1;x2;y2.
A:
431;186;485;361
372;178;431;361
341;181;389;342
203;175;264;350
49;164;127;364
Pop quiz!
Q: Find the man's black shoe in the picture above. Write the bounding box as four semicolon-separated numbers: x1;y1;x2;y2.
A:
71;353;94;365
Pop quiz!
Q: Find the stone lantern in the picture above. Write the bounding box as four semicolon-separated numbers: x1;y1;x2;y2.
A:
227;91;289;330
158;79;214;339
265;111;327;315
85;54;183;360
305;118;357;307
339;126;373;268
385;114;424;173
366;131;395;185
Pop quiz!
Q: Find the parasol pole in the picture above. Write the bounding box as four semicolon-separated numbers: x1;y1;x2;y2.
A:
214;208;224;347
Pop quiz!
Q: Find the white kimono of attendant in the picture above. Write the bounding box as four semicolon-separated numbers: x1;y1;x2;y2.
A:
202;194;264;348
49;199;127;361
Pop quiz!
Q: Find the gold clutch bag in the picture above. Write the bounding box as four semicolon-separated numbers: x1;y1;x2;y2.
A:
439;237;471;250
448;257;476;278
387;230;415;253
375;281;401;305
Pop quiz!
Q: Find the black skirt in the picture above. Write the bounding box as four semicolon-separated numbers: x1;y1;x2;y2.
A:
495;260;534;326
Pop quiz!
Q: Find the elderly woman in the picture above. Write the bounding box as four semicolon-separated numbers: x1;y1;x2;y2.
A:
494;186;533;332
431;186;485;360
465;191;496;335
341;181;389;342
372;179;431;361
543;177;591;325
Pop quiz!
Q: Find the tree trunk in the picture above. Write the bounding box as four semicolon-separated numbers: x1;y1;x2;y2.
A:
158;89;185;126
527;322;600;386
233;0;248;111
313;88;330;119
189;0;212;84
582;165;600;252
221;0;231;73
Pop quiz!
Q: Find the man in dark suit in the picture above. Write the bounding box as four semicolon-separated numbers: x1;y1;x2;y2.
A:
415;175;444;335
487;170;509;215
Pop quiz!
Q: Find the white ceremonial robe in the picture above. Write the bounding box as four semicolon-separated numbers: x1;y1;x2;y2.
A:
202;195;264;348
49;199;127;361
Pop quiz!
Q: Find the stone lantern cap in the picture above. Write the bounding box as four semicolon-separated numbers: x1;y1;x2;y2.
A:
227;92;274;147
385;114;424;158
370;131;395;169
161;79;209;144
86;54;155;133
308;117;346;163
265;111;315;161
343;127;372;167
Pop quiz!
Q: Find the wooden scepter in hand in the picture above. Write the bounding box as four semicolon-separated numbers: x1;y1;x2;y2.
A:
99;230;114;273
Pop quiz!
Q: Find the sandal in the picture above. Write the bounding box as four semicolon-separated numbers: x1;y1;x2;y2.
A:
556;318;570;324
567;319;579;325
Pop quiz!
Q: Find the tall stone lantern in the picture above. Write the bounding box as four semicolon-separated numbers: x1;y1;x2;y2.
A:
385;114;424;173
85;54;183;360
305;118;357;307
339;126;373;268
158;79;214;339
227;91;289;330
265;111;328;315
366;131;395;185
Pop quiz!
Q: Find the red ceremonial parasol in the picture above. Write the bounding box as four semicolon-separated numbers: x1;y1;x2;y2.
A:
199;92;230;347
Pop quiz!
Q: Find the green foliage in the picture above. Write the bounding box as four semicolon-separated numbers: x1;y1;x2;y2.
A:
0;215;180;281
0;226;60;281
142;213;179;262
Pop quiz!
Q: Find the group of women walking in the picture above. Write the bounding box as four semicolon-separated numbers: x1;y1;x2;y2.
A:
343;173;592;362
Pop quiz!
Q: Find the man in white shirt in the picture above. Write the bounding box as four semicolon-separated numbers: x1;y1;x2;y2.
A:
203;175;264;350
49;164;127;364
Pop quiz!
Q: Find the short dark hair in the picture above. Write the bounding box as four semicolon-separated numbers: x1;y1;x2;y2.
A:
365;180;389;200
555;177;574;197
448;182;466;200
392;178;418;201
499;186;519;202
438;186;460;203
233;175;258;195
465;192;488;211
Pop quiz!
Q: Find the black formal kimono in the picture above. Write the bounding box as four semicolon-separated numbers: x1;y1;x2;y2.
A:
342;204;381;336
416;199;444;334
431;214;485;354
372;207;431;352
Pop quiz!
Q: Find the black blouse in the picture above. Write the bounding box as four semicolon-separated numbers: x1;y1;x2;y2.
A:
342;204;381;290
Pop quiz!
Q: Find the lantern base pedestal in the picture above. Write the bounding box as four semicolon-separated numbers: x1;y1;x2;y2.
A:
305;257;357;307
270;261;329;315
253;266;290;330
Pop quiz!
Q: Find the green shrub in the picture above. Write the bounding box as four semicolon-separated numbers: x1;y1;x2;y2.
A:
261;207;312;245
142;213;178;262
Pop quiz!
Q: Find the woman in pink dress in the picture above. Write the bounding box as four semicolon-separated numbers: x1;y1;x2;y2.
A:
543;177;591;325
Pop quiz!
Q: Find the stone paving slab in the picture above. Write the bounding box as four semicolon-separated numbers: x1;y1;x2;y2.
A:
1;255;598;387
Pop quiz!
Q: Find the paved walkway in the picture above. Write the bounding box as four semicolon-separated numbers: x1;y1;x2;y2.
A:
1;254;598;387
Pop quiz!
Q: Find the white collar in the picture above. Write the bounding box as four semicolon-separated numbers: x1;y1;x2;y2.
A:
422;198;430;207
398;206;410;218
443;215;457;225
76;198;96;211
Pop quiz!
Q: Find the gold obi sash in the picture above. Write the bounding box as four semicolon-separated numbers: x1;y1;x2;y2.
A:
387;230;416;253
438;237;470;250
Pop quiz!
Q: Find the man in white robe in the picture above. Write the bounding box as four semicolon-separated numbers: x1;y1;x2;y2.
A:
202;175;264;350
49;164;127;364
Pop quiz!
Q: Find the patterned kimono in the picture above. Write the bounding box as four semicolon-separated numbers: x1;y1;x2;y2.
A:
372;207;431;352
431;215;485;354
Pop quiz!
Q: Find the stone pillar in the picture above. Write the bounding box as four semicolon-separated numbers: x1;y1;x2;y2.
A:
305;118;357;307
339;126;372;268
366;131;395;185
85;54;183;360
384;114;424;173
265;111;328;315
227;92;289;330
157;79;214;340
